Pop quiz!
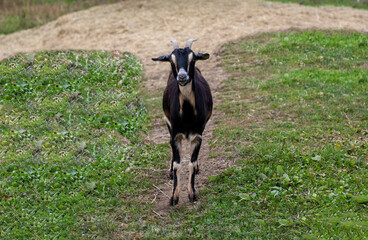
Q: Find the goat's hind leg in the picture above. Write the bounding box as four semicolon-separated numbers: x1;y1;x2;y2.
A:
188;134;202;202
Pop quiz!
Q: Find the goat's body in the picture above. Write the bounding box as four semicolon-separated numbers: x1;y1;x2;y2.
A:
163;68;212;138
163;67;212;205
152;39;211;206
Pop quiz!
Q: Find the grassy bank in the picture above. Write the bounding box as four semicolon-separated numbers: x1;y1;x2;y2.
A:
208;30;368;239
140;31;368;239
0;0;120;35
267;0;368;10
0;50;166;239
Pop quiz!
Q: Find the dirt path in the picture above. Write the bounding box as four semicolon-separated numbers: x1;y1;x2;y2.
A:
1;0;367;215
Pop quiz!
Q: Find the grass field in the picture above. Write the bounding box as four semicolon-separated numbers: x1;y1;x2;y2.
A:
267;0;368;9
135;30;368;239
0;50;167;239
1;0;368;237
1;31;367;239
210;30;368;239
1;30;368;239
0;0;120;35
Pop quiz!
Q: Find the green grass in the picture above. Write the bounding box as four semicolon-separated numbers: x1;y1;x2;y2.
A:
138;31;368;239
2;31;368;239
0;50;166;239
267;0;368;10
0;0;120;35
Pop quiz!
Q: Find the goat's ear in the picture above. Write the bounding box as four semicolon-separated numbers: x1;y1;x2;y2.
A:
194;52;210;61
152;54;171;62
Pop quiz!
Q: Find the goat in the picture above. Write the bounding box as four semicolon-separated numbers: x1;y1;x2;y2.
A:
152;39;212;206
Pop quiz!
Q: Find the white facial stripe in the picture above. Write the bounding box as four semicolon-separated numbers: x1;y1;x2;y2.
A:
171;54;176;66
188;52;193;66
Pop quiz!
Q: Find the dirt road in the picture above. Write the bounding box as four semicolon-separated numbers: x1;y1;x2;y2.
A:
1;0;367;215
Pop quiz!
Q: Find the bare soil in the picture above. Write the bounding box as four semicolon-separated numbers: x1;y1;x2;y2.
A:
1;0;367;216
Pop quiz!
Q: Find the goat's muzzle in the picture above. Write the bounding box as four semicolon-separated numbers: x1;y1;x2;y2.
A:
177;68;190;86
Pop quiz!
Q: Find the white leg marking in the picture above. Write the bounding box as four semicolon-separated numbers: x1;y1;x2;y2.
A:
175;133;185;160
173;133;184;203
189;134;202;154
188;161;197;195
188;134;202;199
164;115;171;129
174;164;181;200
173;162;181;171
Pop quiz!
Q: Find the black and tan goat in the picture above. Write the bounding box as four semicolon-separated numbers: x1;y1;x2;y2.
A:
152;39;212;206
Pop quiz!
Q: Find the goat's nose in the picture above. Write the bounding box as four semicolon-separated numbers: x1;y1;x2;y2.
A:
177;68;189;82
178;73;187;80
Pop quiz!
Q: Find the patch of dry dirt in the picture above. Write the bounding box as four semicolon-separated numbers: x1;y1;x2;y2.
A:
1;0;368;216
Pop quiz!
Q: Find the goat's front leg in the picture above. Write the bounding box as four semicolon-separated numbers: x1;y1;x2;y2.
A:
188;134;202;202
170;133;184;206
166;122;174;180
169;151;174;180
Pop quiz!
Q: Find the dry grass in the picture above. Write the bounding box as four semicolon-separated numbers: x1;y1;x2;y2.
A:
0;0;122;34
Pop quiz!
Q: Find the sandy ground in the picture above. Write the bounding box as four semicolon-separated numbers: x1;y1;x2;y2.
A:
1;0;368;215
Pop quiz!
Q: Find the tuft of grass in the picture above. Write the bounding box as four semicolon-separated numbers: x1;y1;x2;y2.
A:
140;31;368;239
267;0;368;10
0;50;167;239
0;0;121;35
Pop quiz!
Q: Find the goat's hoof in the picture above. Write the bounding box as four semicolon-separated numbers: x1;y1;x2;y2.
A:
170;196;179;206
188;192;199;202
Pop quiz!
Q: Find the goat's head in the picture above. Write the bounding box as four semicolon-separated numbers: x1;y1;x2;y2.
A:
152;39;210;86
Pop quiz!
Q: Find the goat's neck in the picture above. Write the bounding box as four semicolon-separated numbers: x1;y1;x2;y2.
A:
179;81;193;100
178;80;196;115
